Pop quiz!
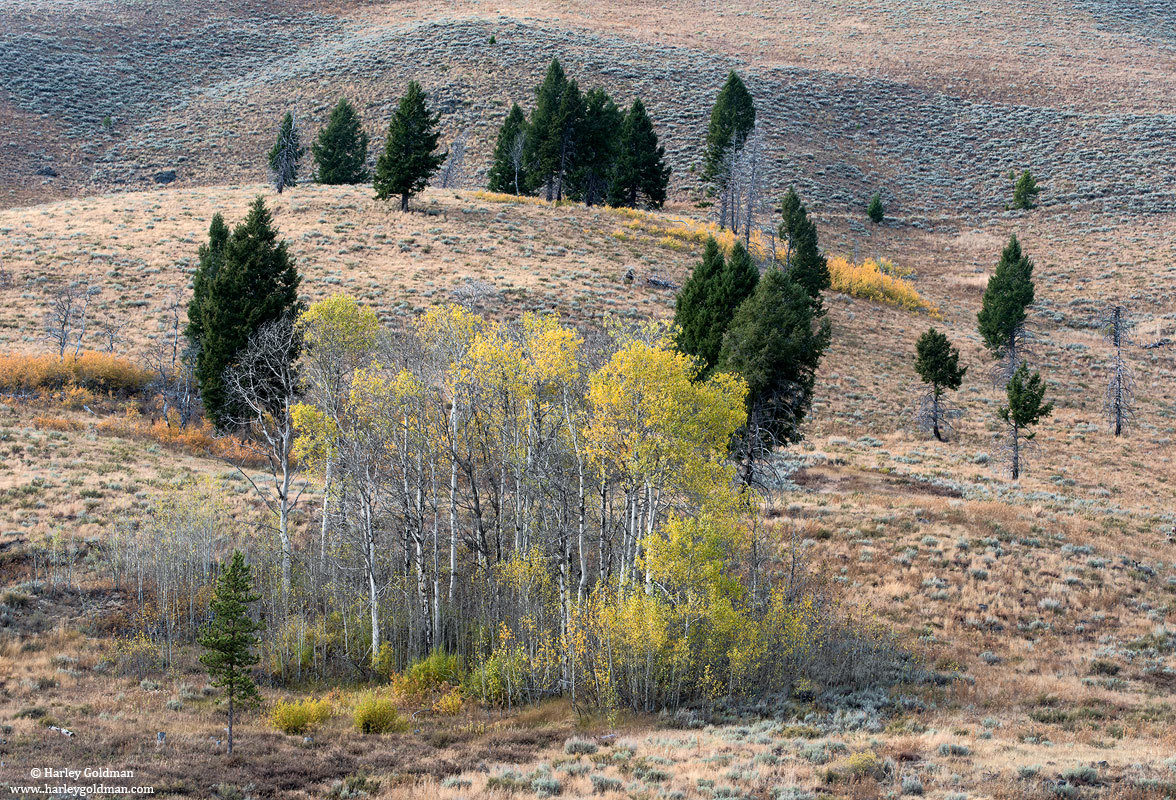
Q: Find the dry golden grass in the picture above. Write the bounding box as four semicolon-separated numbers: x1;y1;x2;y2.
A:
3;183;1176;796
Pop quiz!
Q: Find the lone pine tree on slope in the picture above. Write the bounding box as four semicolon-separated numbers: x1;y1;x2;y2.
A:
199;550;263;756
374;81;446;211
704;71;756;229
914;327;966;442
999;363;1052;480
978;233;1035;386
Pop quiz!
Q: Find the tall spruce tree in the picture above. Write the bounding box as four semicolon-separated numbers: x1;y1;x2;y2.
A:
186;213;230;347
914;327;967;442
374;81;446;211
716;239;759;330
267;111;304;194
191;197;301;429
703;72;756;199
719;266;830;484
978;233;1035;383
312;98;369;185
524;60;586;201
674;238;726;377
999;363;1052;480
778;188;829;307
569;88;622;206
199;550;263;756
487;103;530;195
607;98;671;209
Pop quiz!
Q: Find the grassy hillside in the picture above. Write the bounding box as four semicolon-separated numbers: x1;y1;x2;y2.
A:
3;0;1176;796
3;1;1175;217
2;182;1176;796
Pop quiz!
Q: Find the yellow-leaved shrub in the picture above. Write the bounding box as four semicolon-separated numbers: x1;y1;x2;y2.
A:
271;697;332;734
827;256;939;315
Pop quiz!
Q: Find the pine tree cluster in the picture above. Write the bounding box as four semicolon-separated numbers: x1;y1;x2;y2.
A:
487;59;671;208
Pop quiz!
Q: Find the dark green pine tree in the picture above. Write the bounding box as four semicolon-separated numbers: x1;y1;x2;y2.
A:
186;213;230;346
914;327;967;442
486;103;530;195
312;98;369;185
607;98;671;209
702;71;756;190
192;197;302;429
267;111;304;194
568;88;621;206
674;237;727;375
715;239;759;332
198;550;263;756
977;233;1035;382
551;78;585;201
867;192;885;223
524;59;585;201
374;81;446;211
778;188;829;308
719;266;831;485
1012;169;1040;210
999;363;1052;480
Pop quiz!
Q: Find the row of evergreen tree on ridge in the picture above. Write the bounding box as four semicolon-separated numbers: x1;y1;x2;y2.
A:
266;59;672;211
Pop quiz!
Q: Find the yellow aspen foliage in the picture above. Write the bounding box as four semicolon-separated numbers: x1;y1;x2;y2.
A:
827;255;940;315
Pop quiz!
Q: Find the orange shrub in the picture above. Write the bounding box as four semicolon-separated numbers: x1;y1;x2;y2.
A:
32;415;80;432
0;351;152;394
97;409;265;466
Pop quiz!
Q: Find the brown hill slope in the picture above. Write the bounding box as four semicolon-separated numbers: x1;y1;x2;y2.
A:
3;0;1175;218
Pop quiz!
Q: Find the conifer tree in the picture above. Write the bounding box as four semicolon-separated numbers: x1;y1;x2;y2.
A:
374;81;446;211
186;213;230;347
199;550;263;756
914;327;966;441
703;71;756;192
607;98;671;209
777;188;829;307
867;192;885;223
674;237;726;374
487;103;530;195
978;233;1035;383
719;266;830;484
267;111;304;194
569;88;621;206
525;60;585;201
1012;169;1040;210
999;363;1052;480
191;197;302;429
312;98;369;185
716;239;759;330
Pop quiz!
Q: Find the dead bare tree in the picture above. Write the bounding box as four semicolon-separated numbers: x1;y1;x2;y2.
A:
991;321;1031;388
509;130;528;196
146;297;198;426
438;130;468;189
715;144;740;232
224;315;304;611
731;126;766;248
95;317;124;353
269;110;303;194
1102;303;1135;436
43;284;80;357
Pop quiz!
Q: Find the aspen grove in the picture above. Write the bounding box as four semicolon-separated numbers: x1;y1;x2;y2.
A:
108;297;897;714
